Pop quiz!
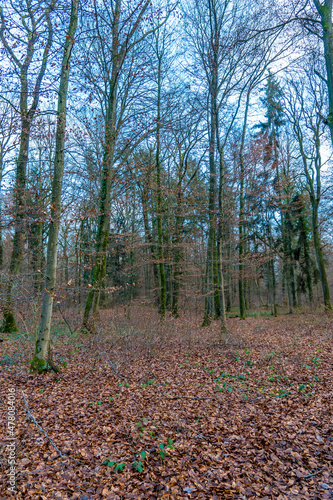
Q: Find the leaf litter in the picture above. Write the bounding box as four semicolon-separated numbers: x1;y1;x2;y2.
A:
0;308;332;499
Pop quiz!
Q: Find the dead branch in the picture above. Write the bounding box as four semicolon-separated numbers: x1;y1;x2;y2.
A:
303;470;322;479
22;392;64;462
21;392;92;471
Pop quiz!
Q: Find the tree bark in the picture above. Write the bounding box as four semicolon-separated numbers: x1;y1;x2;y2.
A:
313;0;333;146
0;1;55;333
30;0;78;373
155;56;166;318
312;205;332;309
83;0;152;329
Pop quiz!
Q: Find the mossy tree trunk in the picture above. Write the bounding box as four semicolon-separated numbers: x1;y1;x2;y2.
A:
203;52;219;327
216;126;227;333
30;0;78;374
0;1;55;333
291;102;332;310
312;205;332;310
83;0;153;330
298;209;314;306
313;0;333;147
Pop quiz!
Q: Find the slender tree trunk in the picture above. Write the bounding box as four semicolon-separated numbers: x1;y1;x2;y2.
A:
314;0;333;147
216;135;227;333
141;186;160;305
238;92;250;320
266;225;277;317
312;204;332;310
30;0;78;373
172;184;183;318
83;0;151;327
296;104;331;310
203;77;218;326
299;214;314;306
0;159;3;269
155;56;166;318
2;118;32;333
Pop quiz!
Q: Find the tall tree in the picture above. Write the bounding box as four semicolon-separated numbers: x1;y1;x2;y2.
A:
0;0;56;332
82;0;170;330
0;102;18;269
185;0;245;328
256;72;286;316
30;0;79;373
312;0;333;146
285;67;332;310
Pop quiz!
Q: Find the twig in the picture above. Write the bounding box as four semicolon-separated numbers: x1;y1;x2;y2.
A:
81;358;97;381
166;395;217;401
47;343;61;373
302;470;322;479
109;360;126;380
22;392;64;462
57;303;74;335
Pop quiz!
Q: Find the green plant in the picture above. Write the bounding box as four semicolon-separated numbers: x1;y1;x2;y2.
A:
167;438;174;449
132;460;144;473
158;443;166;459
136;418;148;431
274;389;290;398
310;356;321;367
158;439;173;459
102;460;126;471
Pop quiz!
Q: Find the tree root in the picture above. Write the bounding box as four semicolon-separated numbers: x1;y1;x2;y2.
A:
47;343;61;373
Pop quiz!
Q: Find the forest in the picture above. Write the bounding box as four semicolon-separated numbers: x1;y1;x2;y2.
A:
0;0;332;498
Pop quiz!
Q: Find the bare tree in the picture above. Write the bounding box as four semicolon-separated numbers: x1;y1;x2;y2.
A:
0;102;19;269
285;65;332;310
0;0;56;332
30;0;79;373
81;0;173;330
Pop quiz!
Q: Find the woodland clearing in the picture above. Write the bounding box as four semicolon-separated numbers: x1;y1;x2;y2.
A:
0;307;332;499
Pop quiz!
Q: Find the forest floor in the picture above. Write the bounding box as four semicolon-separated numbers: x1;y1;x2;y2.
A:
0;307;332;499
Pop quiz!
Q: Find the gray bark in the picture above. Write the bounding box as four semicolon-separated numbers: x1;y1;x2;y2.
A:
30;0;79;373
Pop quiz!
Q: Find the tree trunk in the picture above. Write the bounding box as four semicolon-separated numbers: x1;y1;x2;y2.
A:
141;183;160;305
2;119;32;333
314;0;333;147
238;91;250;320
172;185;183;318
83;105;119;326
1;1;55;333
203;73;218;326
83;0;152;328
30;0;78;373
155;56;166;319
0;159;3;269
312;205;332;310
